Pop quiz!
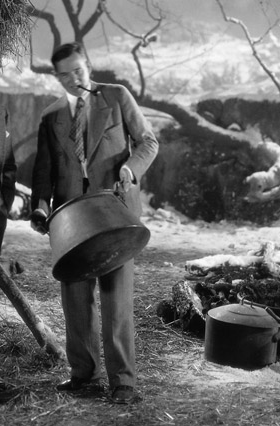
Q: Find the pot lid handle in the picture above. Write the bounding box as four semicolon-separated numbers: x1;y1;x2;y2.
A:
266;307;280;325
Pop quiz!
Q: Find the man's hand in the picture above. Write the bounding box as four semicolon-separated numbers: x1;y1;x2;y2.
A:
119;166;134;193
30;209;48;235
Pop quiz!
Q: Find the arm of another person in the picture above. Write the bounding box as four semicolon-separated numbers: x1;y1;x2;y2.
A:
0;110;16;216
30;116;53;233
0;110;16;251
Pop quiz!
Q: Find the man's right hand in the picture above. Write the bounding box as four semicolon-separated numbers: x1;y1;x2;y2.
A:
30;209;48;235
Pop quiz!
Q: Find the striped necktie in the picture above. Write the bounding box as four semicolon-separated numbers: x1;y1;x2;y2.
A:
69;97;86;162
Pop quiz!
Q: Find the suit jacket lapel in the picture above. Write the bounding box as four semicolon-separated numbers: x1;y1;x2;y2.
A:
52;86;113;163
53;96;77;161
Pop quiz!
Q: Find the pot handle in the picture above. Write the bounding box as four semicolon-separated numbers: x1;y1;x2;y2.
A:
272;330;280;343
113;182;127;205
265;307;280;324
266;308;280;342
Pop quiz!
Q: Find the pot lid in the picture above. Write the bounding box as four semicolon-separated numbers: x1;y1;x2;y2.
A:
207;303;280;328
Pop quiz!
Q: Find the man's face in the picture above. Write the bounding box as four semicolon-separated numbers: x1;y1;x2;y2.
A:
55;52;91;96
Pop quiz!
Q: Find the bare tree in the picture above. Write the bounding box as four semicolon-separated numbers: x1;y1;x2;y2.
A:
215;0;280;203
101;0;162;99
216;0;280;93
27;0;105;73
27;0;163;98
28;0;105;49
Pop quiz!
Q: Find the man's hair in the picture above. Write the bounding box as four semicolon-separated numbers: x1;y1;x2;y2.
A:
51;42;87;69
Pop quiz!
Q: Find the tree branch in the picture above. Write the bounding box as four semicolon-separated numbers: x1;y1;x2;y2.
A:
101;0;161;98
61;0;104;43
100;0;143;40
80;0;105;38
215;0;280;93
61;0;81;41
27;5;61;50
77;0;84;16
132;34;158;99
0;264;65;360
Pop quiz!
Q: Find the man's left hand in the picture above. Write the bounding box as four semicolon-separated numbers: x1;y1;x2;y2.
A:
30;209;48;235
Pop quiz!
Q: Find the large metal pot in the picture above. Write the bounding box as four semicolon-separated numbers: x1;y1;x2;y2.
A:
204;301;280;369
47;190;150;282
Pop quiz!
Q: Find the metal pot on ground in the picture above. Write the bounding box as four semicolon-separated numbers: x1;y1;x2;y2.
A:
204;300;280;369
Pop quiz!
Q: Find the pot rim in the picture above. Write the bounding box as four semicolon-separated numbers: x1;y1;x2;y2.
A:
46;190;123;225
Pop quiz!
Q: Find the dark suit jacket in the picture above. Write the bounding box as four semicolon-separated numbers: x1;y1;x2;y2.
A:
31;82;158;217
0;107;16;215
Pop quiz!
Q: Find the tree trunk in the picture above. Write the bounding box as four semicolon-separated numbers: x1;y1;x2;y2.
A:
0;264;65;360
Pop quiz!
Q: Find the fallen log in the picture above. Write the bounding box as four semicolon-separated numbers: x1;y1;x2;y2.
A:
0;264;65;360
185;242;280;280
158;243;280;334
172;280;204;318
156;280;205;334
185;253;264;279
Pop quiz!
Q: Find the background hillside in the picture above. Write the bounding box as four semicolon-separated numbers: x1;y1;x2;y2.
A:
2;25;280;106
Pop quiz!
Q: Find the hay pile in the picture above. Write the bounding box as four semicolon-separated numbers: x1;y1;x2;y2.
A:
0;0;33;63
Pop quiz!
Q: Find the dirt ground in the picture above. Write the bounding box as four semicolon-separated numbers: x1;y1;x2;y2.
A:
1;205;280;425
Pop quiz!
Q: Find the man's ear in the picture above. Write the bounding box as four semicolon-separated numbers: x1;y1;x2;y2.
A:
87;61;92;73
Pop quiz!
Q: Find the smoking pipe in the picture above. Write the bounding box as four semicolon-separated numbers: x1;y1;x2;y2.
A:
77;85;99;95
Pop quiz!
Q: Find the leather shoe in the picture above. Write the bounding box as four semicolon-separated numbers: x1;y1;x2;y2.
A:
56;377;102;392
111;385;134;404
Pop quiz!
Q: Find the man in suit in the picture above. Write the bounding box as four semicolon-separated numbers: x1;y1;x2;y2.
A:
0;108;18;403
0;107;16;253
30;42;158;404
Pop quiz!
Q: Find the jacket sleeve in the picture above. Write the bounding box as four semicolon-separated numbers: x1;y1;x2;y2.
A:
31;115;53;212
112;85;159;183
0;108;16;214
